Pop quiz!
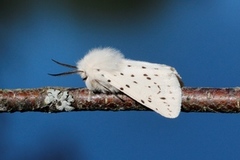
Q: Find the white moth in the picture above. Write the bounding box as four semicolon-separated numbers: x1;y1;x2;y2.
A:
50;47;183;118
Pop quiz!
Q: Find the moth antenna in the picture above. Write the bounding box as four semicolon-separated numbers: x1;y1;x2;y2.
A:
48;70;82;76
51;59;77;69
49;59;82;76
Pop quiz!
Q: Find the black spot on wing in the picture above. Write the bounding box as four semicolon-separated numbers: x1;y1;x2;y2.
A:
141;100;145;104
120;87;124;90
146;77;151;80
120;73;124;75
167;108;172;112
157;85;161;94
131;74;135;77
133;81;138;84
126;84;130;88
107;79;111;82
127;65;131;67
160;97;166;100
142;66;146;69
148;97;152;103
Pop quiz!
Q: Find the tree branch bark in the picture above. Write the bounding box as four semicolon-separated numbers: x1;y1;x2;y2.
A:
0;87;240;113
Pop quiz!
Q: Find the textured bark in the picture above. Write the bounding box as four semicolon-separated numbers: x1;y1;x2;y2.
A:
0;87;240;113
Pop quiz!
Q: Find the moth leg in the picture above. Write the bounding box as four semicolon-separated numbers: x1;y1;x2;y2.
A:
94;80;125;102
87;90;92;102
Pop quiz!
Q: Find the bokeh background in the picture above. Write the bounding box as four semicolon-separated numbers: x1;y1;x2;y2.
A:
1;0;240;159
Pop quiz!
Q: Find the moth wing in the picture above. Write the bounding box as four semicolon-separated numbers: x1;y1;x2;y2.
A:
102;60;182;118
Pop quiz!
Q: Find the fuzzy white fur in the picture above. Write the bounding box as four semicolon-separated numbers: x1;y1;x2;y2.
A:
77;47;182;118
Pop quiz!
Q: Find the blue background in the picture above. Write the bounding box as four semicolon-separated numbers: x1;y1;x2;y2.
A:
1;1;240;159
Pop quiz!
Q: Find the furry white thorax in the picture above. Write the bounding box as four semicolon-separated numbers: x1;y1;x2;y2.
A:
77;47;123;93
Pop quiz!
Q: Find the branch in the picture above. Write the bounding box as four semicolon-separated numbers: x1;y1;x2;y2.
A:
0;87;240;113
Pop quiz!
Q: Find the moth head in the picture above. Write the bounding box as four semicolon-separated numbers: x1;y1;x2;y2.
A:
48;59;87;80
